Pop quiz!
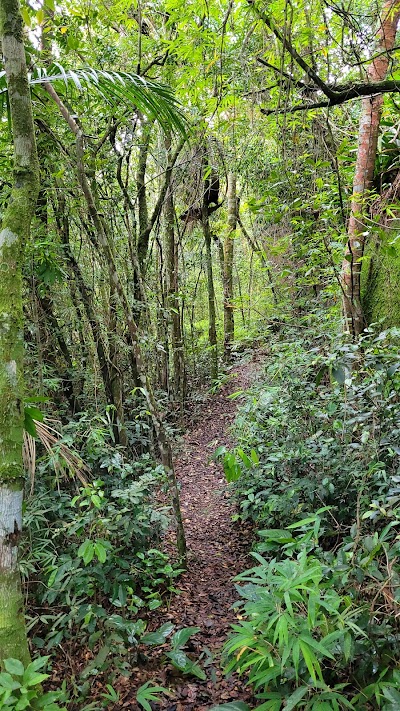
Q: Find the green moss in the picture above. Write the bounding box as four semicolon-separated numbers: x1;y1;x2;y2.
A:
0;0;40;484
362;228;400;329
0;0;39;667
0;570;30;667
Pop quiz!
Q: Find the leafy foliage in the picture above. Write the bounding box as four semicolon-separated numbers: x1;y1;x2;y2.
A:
0;64;186;133
0;657;67;710
220;326;400;708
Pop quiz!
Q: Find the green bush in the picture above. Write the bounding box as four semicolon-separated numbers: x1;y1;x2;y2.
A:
219;327;400;709
223;512;400;709
22;454;173;658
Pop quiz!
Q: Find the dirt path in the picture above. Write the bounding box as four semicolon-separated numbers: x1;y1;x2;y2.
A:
120;358;259;710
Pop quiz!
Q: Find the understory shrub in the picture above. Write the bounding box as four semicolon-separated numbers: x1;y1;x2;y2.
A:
219;327;400;709
21;414;177;673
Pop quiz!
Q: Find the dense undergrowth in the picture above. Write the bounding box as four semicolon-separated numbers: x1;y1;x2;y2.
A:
217;323;400;710
4;321;400;710
12;413;190;709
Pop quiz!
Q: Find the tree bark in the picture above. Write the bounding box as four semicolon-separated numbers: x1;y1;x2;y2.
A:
0;0;40;664
223;173;236;359
164;151;186;403
202;207;218;381
37;291;81;415
342;0;400;336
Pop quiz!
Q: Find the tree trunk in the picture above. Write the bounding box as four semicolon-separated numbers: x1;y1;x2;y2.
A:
0;0;40;664
156;241;170;393
341;0;400;336
45;86;187;563
223;173;236;359
165;181;186;403
54;200;116;411
202;208;218;380
108;282;128;447
37;291;81;415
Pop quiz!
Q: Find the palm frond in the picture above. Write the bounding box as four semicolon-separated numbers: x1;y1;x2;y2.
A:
0;64;187;134
23;418;90;492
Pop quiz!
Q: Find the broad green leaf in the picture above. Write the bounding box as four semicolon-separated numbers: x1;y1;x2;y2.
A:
21;7;31;27
141;622;175;645
0;672;20;690
331;366;345;384
213;446;227;459
258;529;294;543
171;626;201;649
166;648;189;670
185;661;207;680
23;672;48;687
94;542;107;563
24;406;44;423
250;449;260;464
382;686;400;703
4;659;24;676
77;539;95;565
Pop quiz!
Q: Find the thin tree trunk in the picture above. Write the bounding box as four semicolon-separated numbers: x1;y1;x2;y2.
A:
0;0;40;664
108;282;128;446
223;173;236;359
37;291;81;414
45;85;187;563
54;200;117;411
202;208;218;380
165;180;186;403
156;240;170;393
341;0;400;336
137;121;153;268
237;215;278;305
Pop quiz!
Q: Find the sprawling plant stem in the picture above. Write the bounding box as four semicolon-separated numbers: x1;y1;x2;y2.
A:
342;0;400;336
0;0;39;664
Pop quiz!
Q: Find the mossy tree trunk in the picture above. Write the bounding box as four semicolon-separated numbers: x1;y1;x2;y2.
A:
341;0;400;337
0;0;40;665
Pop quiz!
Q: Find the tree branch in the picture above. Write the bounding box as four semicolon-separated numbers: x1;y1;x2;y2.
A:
249;0;338;100
256;56;315;90
260;77;400;114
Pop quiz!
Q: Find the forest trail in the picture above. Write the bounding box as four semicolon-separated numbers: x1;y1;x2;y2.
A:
121;357;260;710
